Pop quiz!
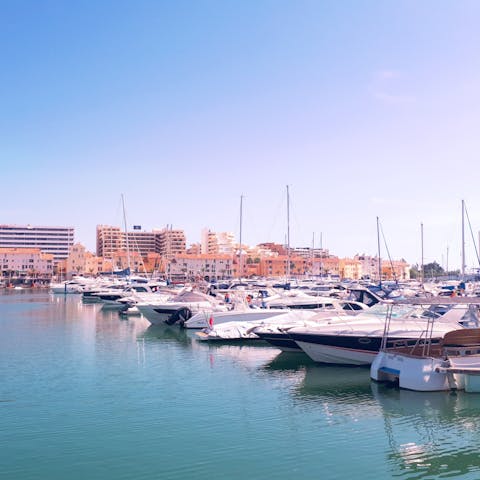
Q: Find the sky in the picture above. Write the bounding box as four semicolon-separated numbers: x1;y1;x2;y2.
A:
2;0;480;271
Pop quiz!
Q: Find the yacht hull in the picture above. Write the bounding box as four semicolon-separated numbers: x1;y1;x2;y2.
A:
295;340;376;365
253;332;302;352
288;333;384;365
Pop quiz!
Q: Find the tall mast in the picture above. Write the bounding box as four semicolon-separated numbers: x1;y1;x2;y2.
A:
420;222;424;286
320;232;323;278
239;195;243;279
446;245;449;276
376;216;381;286
286;185;291;280
121;193;131;273
311;232;315;277
462;199;465;279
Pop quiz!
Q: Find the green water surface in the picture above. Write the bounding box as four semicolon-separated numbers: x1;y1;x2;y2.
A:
1;291;480;479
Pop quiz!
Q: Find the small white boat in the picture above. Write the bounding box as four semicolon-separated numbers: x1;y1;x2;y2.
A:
195;310;324;342
119;305;142;317
184;307;288;329
51;279;87;294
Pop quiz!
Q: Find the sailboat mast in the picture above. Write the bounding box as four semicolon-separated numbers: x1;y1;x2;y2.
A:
462;199;465;279
420;222;424;286
320;232;323;278
446;245;449;275
376;216;381;286
239;195;243;279
311;232;315;277
121;194;131;274
286;185;291;280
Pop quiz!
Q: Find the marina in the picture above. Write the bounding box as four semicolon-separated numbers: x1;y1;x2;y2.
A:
4;2;480;478
3;289;480;479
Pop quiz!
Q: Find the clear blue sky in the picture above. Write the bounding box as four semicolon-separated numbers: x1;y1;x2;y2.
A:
2;0;480;270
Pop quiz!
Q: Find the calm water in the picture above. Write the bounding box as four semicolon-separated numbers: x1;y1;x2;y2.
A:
2;291;480;480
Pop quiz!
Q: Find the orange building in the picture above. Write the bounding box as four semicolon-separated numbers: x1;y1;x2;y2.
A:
311;256;340;278
382;259;410;281
111;250;146;274
142;252;166;274
260;255;308;278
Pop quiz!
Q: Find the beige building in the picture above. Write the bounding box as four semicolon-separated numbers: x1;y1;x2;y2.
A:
66;243;87;276
126;231;156;257
201;229;219;254
167;253;233;281
96;224;186;260
96;225;124;258
354;254;381;280
64;243;114;277
0;247;54;277
156;227;186;259
339;258;362;280
200;229;236;255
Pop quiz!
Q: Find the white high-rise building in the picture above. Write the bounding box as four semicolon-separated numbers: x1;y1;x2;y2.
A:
201;229;235;255
0;225;74;261
216;232;235;255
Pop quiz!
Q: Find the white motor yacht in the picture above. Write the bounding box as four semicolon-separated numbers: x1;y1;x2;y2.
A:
136;289;229;326
193;293;375;342
371;298;480;391
262;291;369;312
51;276;96;294
195;310;319;342
285;302;475;365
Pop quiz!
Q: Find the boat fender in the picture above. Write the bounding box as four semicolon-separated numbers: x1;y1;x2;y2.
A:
166;307;192;326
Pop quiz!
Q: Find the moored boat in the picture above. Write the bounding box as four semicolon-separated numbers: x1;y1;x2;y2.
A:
371;298;480;391
286;301;477;365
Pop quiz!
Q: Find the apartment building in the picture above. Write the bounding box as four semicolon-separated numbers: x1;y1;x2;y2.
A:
201;229;218;254
96;225;158;258
96;225;124;258
0;224;74;261
167;253;233;280
260;255;308;278
156;227;186;259
201;229;236;255
0;247;54;276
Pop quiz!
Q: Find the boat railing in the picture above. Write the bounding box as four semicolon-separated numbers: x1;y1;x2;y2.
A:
386;337;441;358
442;345;480;357
379;303;434;353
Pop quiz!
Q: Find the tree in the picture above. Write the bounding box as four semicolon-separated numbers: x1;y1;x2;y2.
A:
411;261;445;279
409;264;420;279
424;261;444;278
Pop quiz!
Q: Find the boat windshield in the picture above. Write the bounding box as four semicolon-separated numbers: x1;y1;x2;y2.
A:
366;304;441;320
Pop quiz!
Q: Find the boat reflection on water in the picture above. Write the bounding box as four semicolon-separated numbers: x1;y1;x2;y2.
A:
298;364;371;393
371;383;480;479
262;351;317;372
140;324;194;346
293;364;377;420
198;343;282;371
